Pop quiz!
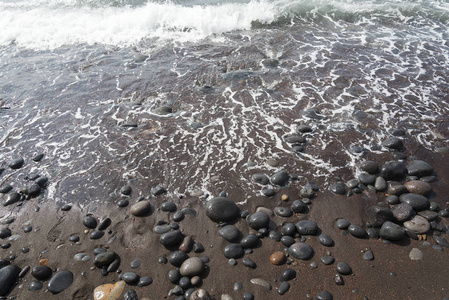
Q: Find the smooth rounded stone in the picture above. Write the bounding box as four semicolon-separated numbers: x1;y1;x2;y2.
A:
3;192;21;207
270;170;289;186
223;244;244;259
123;289;139;300
169;251;189;267
269;231;282;241
421;176;437;183
243;292;254;300
60;204;72;212
348;225;367;238
363;250;374;260
0;228;12;239
404;180;432;196
317;290;333;300
277;281;290;295
366;206;394;228
193;242;205;253
403;215;430;234
418;210;438;221
98;218;112;231
250;278;272;290
179;236;193;252
106;257;121;272
228;258;237;266
117;199;129;207
273;207;293;218
190;289;213;300
173;211;185;222
406;160;433;177
296;124;313;133
291;200;307;213
168;269;181;284
336;219;351;230
367;228;379;239
90;230;104;240
247;212;270;230
218;225;241;243
161;202;177;212
429;202;440;212
375;177;387;191
120;185;132;196
130;259;141;269
329;183;346;195
432;244;444;251
122;272;140;285
285;135;306;144
29;281;43;291
251;173;270;185
0;265;20;296
31;265;52;280
392;203;415;222
180;257;204;277
190;276;201;287
19;265;30;279
310;262;318;268
382;137;403;150
160;230;184;248
9;158;24;169
240;234;260;249
300;186;315;199
94;251;116;268
409;248;423;260
318;234;334;247
387;183;408;196
295;220;318;235
179;276;191;289
261;188;276;197
281;223;297;236
320;256;335;265
242;258;257;269
279;268;296;282
439;210;449;218
336;262;352;275
130;201;153;217
288;242;313;260
83;216;97;229
359;161;379;174
281;236;295;247
434;236;449;248
0;185;13;194
358;173;376;185
346;179;358;189
205;197;240;223
379;221;405;241
270;251;286;265
47;270;73;294
255;207;273;217
386;195;400;205
380;161;407;180
73;253;90;262
400;193;429;211
153;225;171;234
1;242;11;249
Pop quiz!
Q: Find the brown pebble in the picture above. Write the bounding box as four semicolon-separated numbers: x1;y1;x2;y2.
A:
270;251;286;265
39;258;49;266
179;236;193;253
281;194;289;201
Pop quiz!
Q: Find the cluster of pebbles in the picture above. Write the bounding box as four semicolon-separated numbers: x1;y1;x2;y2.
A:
0;134;448;299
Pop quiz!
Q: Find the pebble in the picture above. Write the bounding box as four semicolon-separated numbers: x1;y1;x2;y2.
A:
0;228;12;239
190;289;214;300
9;158;24;169
363;251;374;260
153;225;171;234
318;234;334;247
280;268;296;281
73;253;90;262
223;244;244;259
0;265;20;296
251;173;270;185
256;207;273;216
434;236;449;248
382;137;403;150
130;259;141;269
291;200;307;213
316;290;333;300
242;258;257;269
117;199;129;207
190;276;201;286
124;289;138;300
295;220;318;235
120;185;132;196
321;256;335;265
47;270;74;294
218;225;241;243
406;160;433;177
404;180;432;196
278;281;290;295
161;202;177;212
348;225;367;238
366;206;394;227
180;257;204;277
336;219;351;230
392;203;415;222
250;278;272;290
150;184;167;196
409;248;423;260
375;177;387;191
122;272;140;285
130;201;153;217
39;258;49;266
3;192;21;206
205;197;240;222
432;245;444;251
179;236;193;252
29;281;43;291
247;212;270;230
270;251;286;265
240;234;260;249
179;276;191;289
228;258;237;266
262;188;276;197
193;242;205;253
399;193;429;211
90;230;105;240
336;262;352;275
288;242;314;260
274;207;293;218
387;183;408;196
329;183;346;195
403;215;430;234
61;204;72;211
379;221;405;241
281;223;296;236
243;292;254;300
98;218;112;231
83;216;97;229
0;185;13;194
94;251;116;268
358;173;376;185
168;269;181;284
418;210;438;221
31;265;52;280
173;211;184;222
93;281;125;300
160;230;184;248
270;170;289;186
169;251;189;267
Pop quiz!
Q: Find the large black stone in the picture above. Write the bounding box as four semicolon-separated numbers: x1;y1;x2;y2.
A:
399;193;429;211
288;242;313;260
379;161;406;180
218;225;241;243
366;206;394;228
295;220;318;235
0;265;20;296
270;170;289;186
223;244;244;259
31;266;52;281
406;160;433;177
47;271;73;294
379;221;405;241
205;197;240;223
247;212;270;230
160;230;184;248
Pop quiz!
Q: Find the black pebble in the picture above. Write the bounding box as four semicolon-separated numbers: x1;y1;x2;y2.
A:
168;269;181;284
9;158;24;169
122;272;140;285
169;251;189;267
24;226;32;233
223;244;244;259
47;271;74;294
336;262;352;275
83;216;97;229
240;234;260;249
35;177;48;188
281;236;295;247
192;242;204;253
317;290;333;300
242;258;257;269
138;276;153;287
117;199;129;207
0;228;12;239
179;276;190;289
124;289;138;300
130;259;141;269
160;202;177;212
173;211;184;222
243;292;254;300
120;185;132;196
31;266;52;280
29;281;43;291
19;265;30;278
98;218;112;231
69;235;79;242
278;281;290;295
158;257;167;264
280;268;296;281
90;230;104;240
61;204;72;211
0;185;13;194
32;154;44;162
281;223;296;236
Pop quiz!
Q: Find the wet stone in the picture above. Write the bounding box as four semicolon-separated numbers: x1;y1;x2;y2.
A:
130;201;153;217
223;244;244;259
83;216;97;229
404;180;432;196
243;292;254;300
409;248;423;260
180;257;204;277
251;173;270;185
250;278;272;291
90;230;105;240
295;220;318;235
336;219;351;230
31;266;52;280
240;234;260;249
205;197;240;223
274;207;293;218
60;204;72;211
29;281;43;291
400;193;429;211
192;242;204;253
9;158;24;169
348;225;367;238
404;215;430;234
358;173;376;185
0;185;13;194
379;221;405;241
336;262;352;275
160;230;184;248
318;234;334;247
366;206;394;228
375;177;387;191
218;225;241;243
367;228;379;239
434;236;449;248
248;212;270;230
120;185;132;196
262;188;276;197
387;183;408;196
0;265;20;296
363;251;374;260
173;211;184;222
153;225;171;234
47;270;73;294
169;251;189;267
432;245;443;251
242;258;257;269
151;184;167;196
270;251;286;265
281;236;295;247
329;183;346;195
123;272;139;285
386;195;400;205
321;256;335;265
130;259;141;269
161;202;177;212
288;242;313;260
359;161;379;174
439;210;449;218
291;200;307;213
124;289;138;300
278;281;290;295
271;170;289;186
392;203;415;222
406;160;433;177
317;291;333;300
418;210;438;221
94;251;116;268
269;230;282;241
380;161;407;180
3;192;21;206
429;202;440;212
117;199;129;207
382;137;403;150
0;228;12;239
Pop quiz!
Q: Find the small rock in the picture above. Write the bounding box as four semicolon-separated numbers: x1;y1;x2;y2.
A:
382;137;403;150
406;160;433;177
359;161;379;174
329;183;346;195
318;234;334;247
278;281;290;295
336;262;352;275
270;252;286;265
375;177;387;191
180;257;204;277
288;242;313;260
31;266;52;280
366;206;394;228
93;281;125;300
190;288;213;300
320;256;335;265
122;272;139;285
270;170;289;186
363;251;374;260
9;158;24;169
120;185;132;196
250;278;272;290
379;221;405;241
403;215;430;234
336;219;350;230
83;216;97;229
205;197;240;223
404;180;432;196
130;201;153;217
247;212;270;230
160;230;184;248
348;225;367;238
291;200;307;213
399;193;429;211
160;202;177;212
316;290;333;300
409;248;423;260
123;289;138;300
218;225;241;243
379;161;407;180
274;207;293;218
223;244;244;259
47;270;74;294
0;265;21;296
242;258;257;269
295;220;318;235
251;173;269;185
392;203;415;222
29;281;43;291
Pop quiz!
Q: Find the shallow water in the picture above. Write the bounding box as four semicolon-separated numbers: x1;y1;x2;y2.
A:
0;0;448;206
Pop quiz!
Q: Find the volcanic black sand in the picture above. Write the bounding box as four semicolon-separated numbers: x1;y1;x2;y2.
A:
1;133;449;300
